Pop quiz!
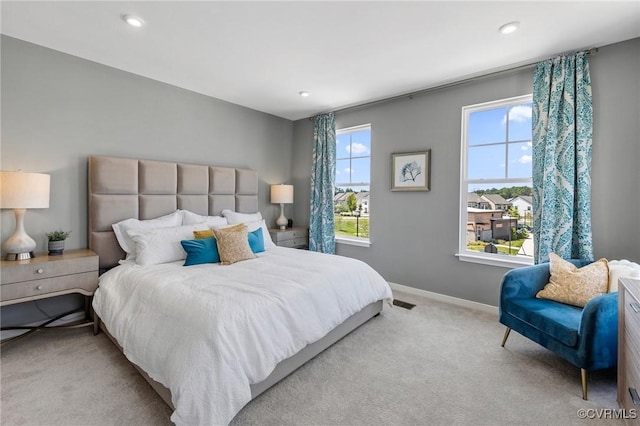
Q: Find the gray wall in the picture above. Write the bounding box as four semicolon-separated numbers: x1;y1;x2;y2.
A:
1;36;293;327
292;37;640;306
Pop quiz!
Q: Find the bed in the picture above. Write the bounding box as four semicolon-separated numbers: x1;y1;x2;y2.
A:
88;155;393;425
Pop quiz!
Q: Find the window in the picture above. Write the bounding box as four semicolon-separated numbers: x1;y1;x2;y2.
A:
459;95;533;267
335;124;371;246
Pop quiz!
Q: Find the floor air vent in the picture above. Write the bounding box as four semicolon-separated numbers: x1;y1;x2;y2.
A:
392;299;416;310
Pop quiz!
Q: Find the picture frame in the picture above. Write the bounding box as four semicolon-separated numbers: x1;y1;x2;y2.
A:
391;150;431;191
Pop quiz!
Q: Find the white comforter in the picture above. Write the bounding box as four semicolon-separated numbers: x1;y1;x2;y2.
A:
92;247;392;425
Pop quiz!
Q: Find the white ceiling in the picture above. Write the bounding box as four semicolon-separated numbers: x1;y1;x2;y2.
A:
2;1;639;121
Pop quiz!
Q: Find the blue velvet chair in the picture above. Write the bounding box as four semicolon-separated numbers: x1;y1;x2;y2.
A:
499;260;618;400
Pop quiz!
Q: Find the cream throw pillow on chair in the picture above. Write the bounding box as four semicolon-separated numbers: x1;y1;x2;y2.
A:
536;253;609;307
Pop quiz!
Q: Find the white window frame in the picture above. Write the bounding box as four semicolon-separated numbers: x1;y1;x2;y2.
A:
335;124;371;247
457;94;533;268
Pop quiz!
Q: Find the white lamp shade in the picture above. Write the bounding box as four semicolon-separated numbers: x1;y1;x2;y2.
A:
1;171;50;209
270;184;294;204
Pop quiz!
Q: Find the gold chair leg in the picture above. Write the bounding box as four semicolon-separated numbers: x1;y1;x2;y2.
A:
501;327;511;347
581;369;588;400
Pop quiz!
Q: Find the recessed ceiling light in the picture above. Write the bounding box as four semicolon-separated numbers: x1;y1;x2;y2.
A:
123;15;145;28
499;21;520;35
299;91;310;97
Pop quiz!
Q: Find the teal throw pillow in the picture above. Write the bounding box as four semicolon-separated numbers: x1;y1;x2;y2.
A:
181;237;220;266
248;228;265;253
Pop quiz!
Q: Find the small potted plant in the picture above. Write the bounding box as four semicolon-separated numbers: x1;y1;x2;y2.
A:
46;229;71;255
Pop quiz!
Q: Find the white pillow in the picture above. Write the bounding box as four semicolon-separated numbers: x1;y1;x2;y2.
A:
221;209;263;225
112;211;182;260
608;260;640;292
216;214;274;250
181;210;228;228
127;224;209;266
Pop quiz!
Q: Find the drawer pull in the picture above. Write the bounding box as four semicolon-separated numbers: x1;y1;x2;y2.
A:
630;303;640;314
37;268;44;274
37;285;43;290
630;387;640;405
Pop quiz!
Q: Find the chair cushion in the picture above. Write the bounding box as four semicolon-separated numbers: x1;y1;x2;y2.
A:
505;297;583;347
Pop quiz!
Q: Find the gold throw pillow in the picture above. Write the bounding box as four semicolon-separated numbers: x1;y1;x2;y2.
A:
193;223;244;239
193;229;214;239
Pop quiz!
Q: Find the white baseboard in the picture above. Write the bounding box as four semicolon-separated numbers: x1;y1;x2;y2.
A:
1;311;87;341
389;282;499;315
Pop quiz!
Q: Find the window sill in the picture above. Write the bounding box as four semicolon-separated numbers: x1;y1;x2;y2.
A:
456;252;533;269
336;237;371;248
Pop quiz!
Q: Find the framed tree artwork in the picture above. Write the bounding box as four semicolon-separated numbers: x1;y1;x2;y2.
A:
391;150;431;191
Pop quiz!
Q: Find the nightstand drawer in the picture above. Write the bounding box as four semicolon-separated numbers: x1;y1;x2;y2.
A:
1;271;99;303
270;230;294;243
620;339;640;410
1;250;98;284
290;228;308;239
270;227;308;243
625;297;640;342
276;237;308;249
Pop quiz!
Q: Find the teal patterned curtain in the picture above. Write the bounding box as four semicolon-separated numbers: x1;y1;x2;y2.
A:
532;52;594;263
309;113;336;254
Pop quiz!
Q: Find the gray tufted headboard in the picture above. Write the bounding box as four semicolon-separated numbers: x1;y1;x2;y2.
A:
88;155;258;271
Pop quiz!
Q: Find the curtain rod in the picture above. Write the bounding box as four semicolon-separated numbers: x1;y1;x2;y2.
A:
309;48;598;120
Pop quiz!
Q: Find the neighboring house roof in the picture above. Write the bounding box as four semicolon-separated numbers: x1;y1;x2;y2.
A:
334;191;369;204
334;192;350;202
468;192;482;203
481;194;510;204
356;192;369;203
510;195;532;205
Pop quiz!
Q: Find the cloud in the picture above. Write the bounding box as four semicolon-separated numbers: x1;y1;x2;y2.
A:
346;143;369;155
501;104;532;126
519;155;532;164
343;167;352;173
508;105;532;123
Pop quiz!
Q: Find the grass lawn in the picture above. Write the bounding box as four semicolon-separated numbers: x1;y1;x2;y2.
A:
334;215;369;238
467;239;525;256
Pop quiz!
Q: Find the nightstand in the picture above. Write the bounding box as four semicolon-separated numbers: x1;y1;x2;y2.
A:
269;227;309;249
0;249;99;344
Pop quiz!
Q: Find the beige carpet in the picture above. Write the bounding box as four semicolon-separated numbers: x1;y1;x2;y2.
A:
1;290;621;425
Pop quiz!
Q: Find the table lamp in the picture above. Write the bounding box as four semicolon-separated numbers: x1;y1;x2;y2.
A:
1;171;51;260
270;184;293;230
